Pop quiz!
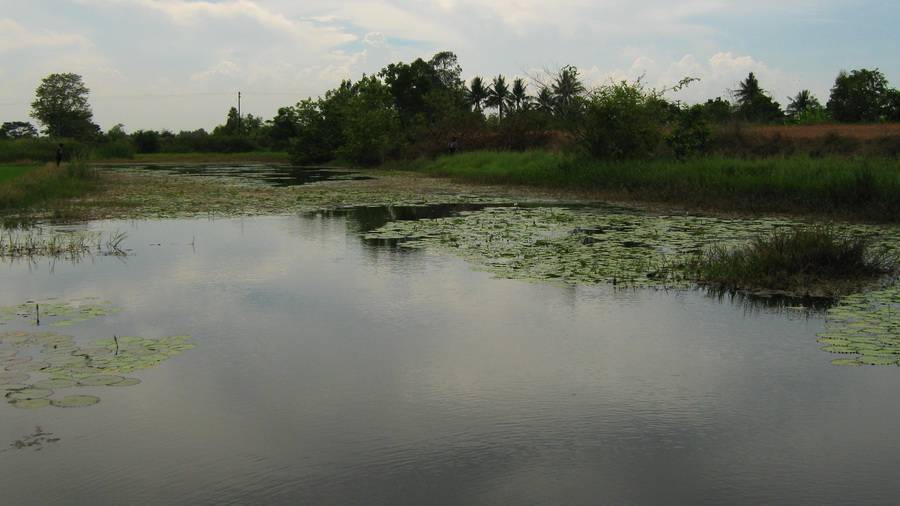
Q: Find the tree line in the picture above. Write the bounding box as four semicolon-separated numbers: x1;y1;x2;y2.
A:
3;54;900;163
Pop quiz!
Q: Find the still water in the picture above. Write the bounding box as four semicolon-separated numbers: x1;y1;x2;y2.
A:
1;208;899;505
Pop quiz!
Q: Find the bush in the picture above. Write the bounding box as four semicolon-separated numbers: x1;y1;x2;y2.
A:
666;106;711;158
132;130;160;153
93;139;135;159
577;80;664;159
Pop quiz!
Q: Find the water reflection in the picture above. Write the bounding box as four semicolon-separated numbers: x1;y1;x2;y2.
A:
104;164;373;187
1;210;898;504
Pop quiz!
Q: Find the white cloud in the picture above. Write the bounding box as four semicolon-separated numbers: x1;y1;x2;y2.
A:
583;52;803;105
0;18;92;53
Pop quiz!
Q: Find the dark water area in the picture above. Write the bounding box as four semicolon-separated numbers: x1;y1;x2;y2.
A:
109;164;374;186
2;210;900;505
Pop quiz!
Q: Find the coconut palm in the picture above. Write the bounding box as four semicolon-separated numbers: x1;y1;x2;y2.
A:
535;87;555;115
511;78;529;111
551;66;585;110
467;76;488;112
734;72;764;107
485;75;511;119
786;89;822;119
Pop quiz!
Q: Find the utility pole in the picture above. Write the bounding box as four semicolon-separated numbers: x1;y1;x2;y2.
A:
237;91;242;133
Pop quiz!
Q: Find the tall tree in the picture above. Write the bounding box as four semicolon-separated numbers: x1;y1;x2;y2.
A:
0;121;38;139
30;73;98;138
485;75;511;119
733;72;783;122
786;90;823;120
827;68;891;122
551;65;585;122
535;87;555;115
511;78;529;111
468;76;488;112
428;51;464;91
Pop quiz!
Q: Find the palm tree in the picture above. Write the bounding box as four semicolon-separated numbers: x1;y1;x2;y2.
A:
551;66;585;110
468;76;488;112
786;89;821;119
535;87;555;115
485;75;511;119
734;72;763;107
511;78;529;111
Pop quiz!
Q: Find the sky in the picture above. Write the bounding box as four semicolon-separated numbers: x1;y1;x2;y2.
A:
1;0;898;132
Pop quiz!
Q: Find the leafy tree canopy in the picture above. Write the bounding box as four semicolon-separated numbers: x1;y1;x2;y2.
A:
0;121;38;139
827;68;892;122
30;73;99;139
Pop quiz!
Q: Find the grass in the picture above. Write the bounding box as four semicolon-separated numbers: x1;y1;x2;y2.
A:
691;227;896;296
0;164;39;184
406;150;900;220
0;161;98;211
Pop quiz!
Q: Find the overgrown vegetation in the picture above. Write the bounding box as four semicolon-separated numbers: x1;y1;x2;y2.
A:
691;227;895;295
411;151;900;219
0;160;97;210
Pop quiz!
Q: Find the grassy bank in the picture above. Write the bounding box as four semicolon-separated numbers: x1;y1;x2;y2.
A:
0;162;98;211
0;164;39;184
406;151;900;220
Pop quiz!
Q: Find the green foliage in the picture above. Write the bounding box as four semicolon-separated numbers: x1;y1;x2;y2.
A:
733;72;784;123
132;130;161;153
336;76;402;165
666;105;711;158
486;75;511;119
693;227;893;293
786;90;824;122
467;76;489;112
698;97;734;123
414;150;900;219
827;69;893;122
0;122;38;140
30;73;100;139
551;65;587;124
578;80;665;159
0;160;97;210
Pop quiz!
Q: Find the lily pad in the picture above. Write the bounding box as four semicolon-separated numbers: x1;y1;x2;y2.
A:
33;378;78;389
50;395;100;408
9;398;51;409
77;375;124;387
6;388;53;401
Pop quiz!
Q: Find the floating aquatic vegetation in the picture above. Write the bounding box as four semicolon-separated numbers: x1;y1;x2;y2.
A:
0;329;195;409
0;298;121;327
51;395;100;408
366;205;900;287
817;286;900;366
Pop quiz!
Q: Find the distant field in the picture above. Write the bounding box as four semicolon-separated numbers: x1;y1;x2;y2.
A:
0;164;38;184
743;123;900;140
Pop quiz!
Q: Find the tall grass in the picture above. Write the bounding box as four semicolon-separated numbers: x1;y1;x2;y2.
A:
0;164;38;184
0;160;98;210
414;151;900;219
691;227;895;294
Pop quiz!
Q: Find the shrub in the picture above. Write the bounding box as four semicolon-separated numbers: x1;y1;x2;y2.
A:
666;106;711;158
577;80;665;159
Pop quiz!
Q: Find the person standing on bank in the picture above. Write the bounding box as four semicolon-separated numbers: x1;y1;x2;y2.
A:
56;143;64;167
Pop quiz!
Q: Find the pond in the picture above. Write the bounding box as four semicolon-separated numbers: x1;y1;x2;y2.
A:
2;172;900;504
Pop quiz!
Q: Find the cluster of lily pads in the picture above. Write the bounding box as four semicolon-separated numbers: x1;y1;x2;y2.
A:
817;285;900;366
1;330;195;409
365;206;808;286
0;297;121;327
